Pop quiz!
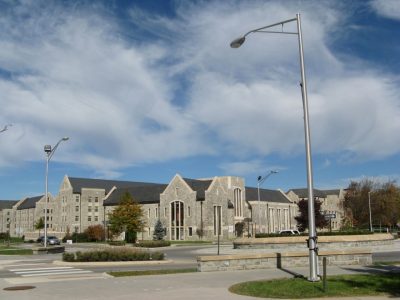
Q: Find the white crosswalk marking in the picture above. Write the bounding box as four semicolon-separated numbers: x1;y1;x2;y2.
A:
9;266;93;278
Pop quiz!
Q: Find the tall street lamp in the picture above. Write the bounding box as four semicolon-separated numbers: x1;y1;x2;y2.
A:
368;191;373;232
230;13;319;281
44;137;69;247
257;170;278;233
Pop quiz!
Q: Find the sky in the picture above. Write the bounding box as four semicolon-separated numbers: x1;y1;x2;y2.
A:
0;0;400;200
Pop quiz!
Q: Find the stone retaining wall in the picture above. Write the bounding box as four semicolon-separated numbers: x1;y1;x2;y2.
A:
233;233;394;251
197;249;372;272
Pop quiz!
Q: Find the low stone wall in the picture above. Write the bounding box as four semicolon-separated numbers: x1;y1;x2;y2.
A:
233;233;394;251
197;249;372;272
32;246;65;255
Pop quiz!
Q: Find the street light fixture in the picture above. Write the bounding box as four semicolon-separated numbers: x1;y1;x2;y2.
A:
0;124;12;133
44;137;69;247
257;170;278;233
230;13;319;281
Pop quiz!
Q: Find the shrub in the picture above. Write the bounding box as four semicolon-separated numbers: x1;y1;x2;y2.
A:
108;240;126;246
153;220;166;240
61;247;164;262
62;252;75;262
84;225;105;242
136;240;171;248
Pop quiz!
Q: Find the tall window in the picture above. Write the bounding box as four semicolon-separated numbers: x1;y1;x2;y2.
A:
234;188;242;217
213;205;222;236
170;201;184;240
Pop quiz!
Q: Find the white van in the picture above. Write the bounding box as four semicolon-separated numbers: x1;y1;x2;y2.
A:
278;229;300;235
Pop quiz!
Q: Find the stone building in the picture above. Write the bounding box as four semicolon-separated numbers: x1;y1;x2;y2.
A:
286;188;345;231
1;174;346;240
0;200;18;234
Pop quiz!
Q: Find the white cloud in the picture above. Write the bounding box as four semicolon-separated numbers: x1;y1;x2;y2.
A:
219;159;283;177
1;0;400;177
371;0;400;20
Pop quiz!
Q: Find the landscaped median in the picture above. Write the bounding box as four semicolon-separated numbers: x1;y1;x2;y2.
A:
197;249;372;272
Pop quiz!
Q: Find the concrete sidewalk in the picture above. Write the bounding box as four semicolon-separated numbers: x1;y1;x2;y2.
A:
0;264;398;300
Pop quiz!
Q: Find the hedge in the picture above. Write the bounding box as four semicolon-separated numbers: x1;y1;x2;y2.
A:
136;240;171;248
62;248;164;262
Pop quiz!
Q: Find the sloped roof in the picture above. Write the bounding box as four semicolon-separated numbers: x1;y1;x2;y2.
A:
287;188;327;199
246;187;291;204
103;184;168;206
0;200;18;210
68;177;159;194
182;178;213;200
17;196;43;210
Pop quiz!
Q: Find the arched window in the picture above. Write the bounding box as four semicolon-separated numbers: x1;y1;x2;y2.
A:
234;188;242;217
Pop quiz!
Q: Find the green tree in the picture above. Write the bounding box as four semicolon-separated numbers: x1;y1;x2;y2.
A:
295;199;328;232
34;217;45;237
108;192;145;243
153;219;165;240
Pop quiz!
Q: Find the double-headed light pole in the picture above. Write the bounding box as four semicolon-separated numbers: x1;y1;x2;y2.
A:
230;13;319;281
257;170;278;233
44;137;69;247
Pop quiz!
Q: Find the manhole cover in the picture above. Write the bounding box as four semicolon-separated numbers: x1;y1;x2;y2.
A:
4;285;36;291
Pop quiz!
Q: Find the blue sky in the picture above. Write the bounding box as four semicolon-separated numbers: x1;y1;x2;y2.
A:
1;0;400;200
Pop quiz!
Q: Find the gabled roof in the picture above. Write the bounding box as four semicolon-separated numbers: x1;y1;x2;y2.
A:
246;187;291;204
17;196;43;210
182;178;213;201
0;200;18;210
287;188;327;199
103;184;168;206
68;177;159;194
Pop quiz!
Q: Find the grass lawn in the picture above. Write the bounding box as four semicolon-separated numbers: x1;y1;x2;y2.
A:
0;247;33;255
108;268;197;277
229;273;400;299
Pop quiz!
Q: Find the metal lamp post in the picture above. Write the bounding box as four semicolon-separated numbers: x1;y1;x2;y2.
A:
230;13;319;281
44;137;69;247
257;170;278;233
368;191;373;232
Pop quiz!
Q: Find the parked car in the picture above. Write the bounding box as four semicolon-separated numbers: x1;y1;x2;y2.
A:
37;235;61;245
278;229;300;236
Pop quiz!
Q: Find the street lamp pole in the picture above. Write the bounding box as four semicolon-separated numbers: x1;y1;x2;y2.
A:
257;170;278;233
230;13;319;281
368;191;373;232
44;137;69;247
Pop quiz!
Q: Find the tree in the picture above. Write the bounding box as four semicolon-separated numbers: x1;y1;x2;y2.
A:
345;179;400;229
108;192;145;243
295;199;328;232
35;217;45;237
85;224;105;242
153;219;165;240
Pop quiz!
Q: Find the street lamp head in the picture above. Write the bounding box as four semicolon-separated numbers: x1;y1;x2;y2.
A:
271;170;278;174
230;36;246;48
62;137;69;141
257;175;262;181
44;145;52;154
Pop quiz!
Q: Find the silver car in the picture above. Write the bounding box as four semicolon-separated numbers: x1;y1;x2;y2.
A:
39;235;61;245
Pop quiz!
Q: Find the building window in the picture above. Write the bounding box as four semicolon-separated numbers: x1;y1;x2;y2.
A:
95;216;98;222
148;208;151;218
95;197;99;203
88;207;92;212
155;207;158;218
95;206;98;212
75;216;79;221
234;188;242;217
214;206;222;236
88;196;92;203
88;216;91;222
75;206;79;212
188;227;193;236
75;196;79;203
164;207;167;217
188;206;191;217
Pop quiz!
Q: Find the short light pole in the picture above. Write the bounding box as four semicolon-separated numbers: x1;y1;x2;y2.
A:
368;191;373;232
44;137;69;247
257;170;278;233
230;13;319;281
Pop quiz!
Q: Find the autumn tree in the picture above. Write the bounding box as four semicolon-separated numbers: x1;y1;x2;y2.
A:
295;199;328;232
345;179;400;229
84;224;105;242
35;217;45;237
108;192;145;243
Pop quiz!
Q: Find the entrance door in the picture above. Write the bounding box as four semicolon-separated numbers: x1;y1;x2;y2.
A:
170;201;184;240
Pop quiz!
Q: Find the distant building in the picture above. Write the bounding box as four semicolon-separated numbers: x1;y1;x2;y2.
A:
0;200;18;234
